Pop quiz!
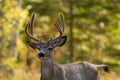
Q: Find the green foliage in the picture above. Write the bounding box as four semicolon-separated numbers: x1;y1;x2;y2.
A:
0;0;28;77
0;0;120;79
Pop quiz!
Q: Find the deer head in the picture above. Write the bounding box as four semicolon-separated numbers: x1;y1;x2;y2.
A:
25;14;67;60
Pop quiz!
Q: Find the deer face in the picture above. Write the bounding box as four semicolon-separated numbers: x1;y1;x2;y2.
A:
27;36;67;60
25;14;66;60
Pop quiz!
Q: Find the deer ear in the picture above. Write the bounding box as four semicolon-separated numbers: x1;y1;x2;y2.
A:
51;36;67;48
27;41;39;49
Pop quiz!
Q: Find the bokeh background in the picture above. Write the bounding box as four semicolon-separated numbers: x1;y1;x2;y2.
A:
0;0;120;80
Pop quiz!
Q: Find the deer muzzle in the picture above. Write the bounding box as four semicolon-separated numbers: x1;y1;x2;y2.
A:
38;52;45;58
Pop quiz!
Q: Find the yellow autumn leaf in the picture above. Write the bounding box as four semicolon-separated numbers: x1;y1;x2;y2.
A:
0;18;5;24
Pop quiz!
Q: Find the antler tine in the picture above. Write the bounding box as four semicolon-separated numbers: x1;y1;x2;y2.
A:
60;14;65;33
54;14;65;37
54;22;63;36
25;14;40;42
29;13;35;35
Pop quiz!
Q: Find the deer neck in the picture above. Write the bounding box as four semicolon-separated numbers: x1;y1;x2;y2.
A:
41;56;54;80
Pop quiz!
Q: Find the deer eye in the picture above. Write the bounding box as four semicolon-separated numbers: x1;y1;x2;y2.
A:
48;47;52;50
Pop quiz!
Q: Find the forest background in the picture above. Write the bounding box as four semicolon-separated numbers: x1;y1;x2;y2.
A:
0;0;120;80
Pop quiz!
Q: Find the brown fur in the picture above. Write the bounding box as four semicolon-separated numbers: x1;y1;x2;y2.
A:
40;57;108;80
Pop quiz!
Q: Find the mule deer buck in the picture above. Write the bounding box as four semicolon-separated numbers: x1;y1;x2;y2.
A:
25;13;109;80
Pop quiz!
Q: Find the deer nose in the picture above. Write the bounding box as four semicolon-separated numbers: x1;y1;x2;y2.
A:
38;52;45;58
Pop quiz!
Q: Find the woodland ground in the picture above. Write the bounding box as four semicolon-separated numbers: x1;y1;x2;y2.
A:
1;68;120;80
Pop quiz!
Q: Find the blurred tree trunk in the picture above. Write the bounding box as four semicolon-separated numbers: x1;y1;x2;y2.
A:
118;12;120;29
0;0;4;69
12;0;22;62
12;21;20;62
0;26;4;65
69;0;74;62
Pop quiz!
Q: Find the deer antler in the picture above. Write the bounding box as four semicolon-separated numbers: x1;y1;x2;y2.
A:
47;14;65;44
25;14;40;42
54;14;65;37
25;14;65;44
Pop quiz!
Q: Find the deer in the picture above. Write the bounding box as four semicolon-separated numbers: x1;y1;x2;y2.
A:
25;13;109;80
